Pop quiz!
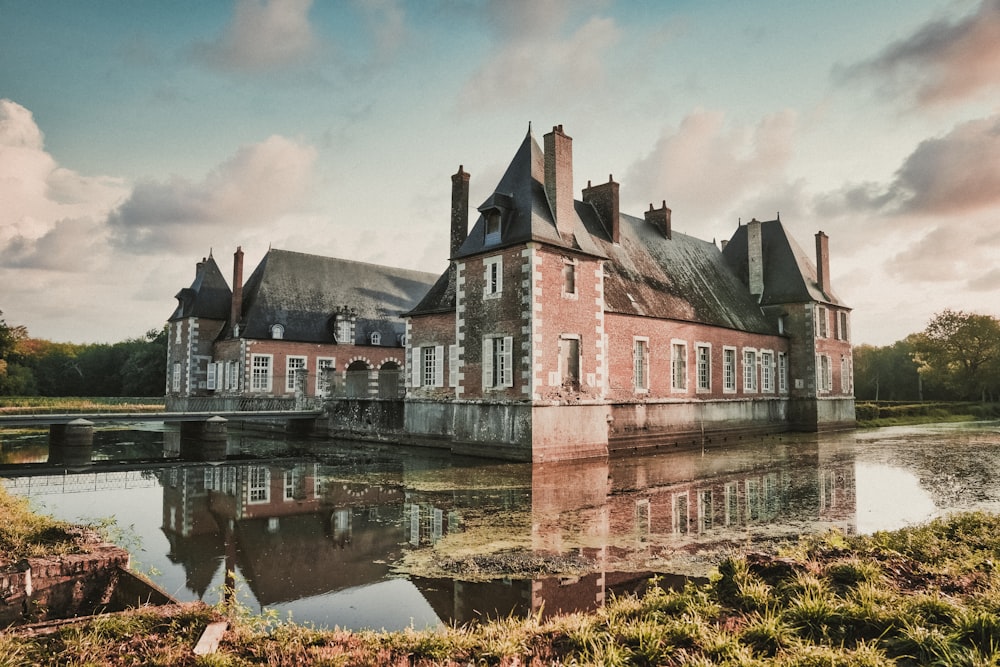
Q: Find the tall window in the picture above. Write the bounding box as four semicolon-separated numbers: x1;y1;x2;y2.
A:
251;354;272;392
485;211;501;245
422;346;438;387
171;361;181;392
316;358;335;397
841;355;851;393
562;260;576;296
633;338;648;391
559;336;580;387
778;352;788;393
484;256;503;297
723;347;737;392
696;344;711;392
336;318;352;344
483;336;514;389
286;356;307;392
671;342;687;391
817;354;832;392
837;311;850;341
743;350;757;392
248;466;270;504
816;305;828;338
761;351;774;392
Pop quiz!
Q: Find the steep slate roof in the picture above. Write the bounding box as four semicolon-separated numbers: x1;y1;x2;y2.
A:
236;249;439;342
581;210;778;333
721;220;846;307
410;129;778;334
169;254;232;321
453;129;606;260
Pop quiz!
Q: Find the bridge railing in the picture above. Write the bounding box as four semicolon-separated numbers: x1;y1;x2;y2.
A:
164;396;324;413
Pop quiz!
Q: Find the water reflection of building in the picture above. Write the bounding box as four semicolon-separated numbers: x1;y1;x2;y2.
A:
158;460;405;604
156;437;857;624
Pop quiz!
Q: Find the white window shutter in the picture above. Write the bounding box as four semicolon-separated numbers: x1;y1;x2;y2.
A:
449;344;459;388
434;345;444;387
502;336;514;387
482;338;493;389
411;346;422;387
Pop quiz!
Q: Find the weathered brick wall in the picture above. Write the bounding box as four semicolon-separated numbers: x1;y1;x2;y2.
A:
531;246;606;401
603;313;790;402
459;247;530;400
406;311;456;399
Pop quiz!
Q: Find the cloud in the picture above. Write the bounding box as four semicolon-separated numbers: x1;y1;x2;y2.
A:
0;99;127;269
192;0;318;72
456;1;621;112
836;0;1000;107
814;113;1000;217
622;109;797;221
107;135;317;253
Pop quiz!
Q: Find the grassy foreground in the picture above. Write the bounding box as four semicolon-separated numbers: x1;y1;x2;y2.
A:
6;511;1000;665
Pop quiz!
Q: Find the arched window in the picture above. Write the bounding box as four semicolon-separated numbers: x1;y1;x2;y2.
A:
270;324;284;339
370;331;381;345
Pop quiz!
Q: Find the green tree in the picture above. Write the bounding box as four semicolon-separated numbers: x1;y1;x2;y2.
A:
119;327;168;396
0;311;34;395
912;309;1000;402
853;339;922;401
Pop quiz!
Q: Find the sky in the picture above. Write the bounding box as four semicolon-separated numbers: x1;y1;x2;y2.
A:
1;0;998;346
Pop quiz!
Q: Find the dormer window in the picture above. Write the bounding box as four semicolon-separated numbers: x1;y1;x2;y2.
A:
370;331;381;345
336;318;352;343
485;210;502;245
331;305;358;344
270;324;284;339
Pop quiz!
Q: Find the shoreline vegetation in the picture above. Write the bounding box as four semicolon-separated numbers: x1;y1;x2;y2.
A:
2;396;998;427
5;489;1000;666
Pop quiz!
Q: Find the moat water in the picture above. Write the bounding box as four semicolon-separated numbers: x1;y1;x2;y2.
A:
1;420;998;631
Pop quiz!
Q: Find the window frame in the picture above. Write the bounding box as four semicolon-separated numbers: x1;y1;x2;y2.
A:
671;340;688;392
316;357;335;397
743;348;758;393
286;355;307;393
760;350;774;393
696;343;711;393
483;255;503;298
250;354;273;393
722;346;737;393
483;335;514;389
777;352;788;394
633;337;649;392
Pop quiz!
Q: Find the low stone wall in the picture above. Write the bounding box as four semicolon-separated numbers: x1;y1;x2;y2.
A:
0;541;173;628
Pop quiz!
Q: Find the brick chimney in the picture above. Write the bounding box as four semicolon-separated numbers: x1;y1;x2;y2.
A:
230;246;244;334
543;125;574;237
450;165;470;256
582;175;620;243
747;219;763;298
816;231;831;296
644;201;672;240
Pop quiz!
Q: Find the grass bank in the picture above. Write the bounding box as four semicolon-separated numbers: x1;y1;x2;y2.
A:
8;506;1000;665
0;396;164;415
855;401;1000;428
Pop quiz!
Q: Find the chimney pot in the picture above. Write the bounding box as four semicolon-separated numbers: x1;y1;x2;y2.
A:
450;166;471;255
230;246;244;334
544;124;574;237
644;201;672;240
583;176;620;244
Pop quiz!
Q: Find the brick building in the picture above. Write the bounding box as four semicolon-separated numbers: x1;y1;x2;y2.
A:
404;125;854;462
166;247;439;411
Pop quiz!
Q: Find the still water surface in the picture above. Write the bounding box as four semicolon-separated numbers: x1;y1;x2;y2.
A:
1;421;998;630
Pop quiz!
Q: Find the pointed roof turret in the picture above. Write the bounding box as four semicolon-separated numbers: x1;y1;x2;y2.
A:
169;254;232;321
452;126;604;259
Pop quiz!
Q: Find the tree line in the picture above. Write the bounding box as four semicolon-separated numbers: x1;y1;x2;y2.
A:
0;311;166;397
2;308;997;401
854;309;1000;402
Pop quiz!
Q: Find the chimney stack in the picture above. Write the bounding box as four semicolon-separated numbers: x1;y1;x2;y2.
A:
644;201;672;240
543;125;574;237
747;219;763;298
582;175;620;243
231;246;244;333
815;231;831;296
450;165;470;255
